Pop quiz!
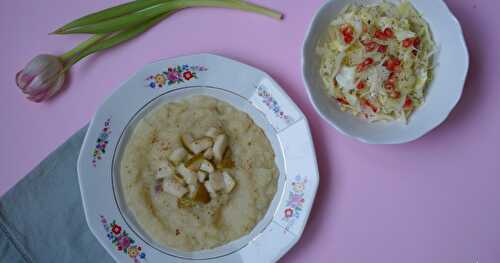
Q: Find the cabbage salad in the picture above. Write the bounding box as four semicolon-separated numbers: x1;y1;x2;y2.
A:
317;1;435;123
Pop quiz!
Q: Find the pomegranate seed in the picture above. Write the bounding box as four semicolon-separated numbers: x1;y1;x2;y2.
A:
340;24;353;35
402;38;413;48
383;28;394;38
361;99;378;113
363;57;374;65
356;81;366;90
404;97;413;108
364;41;377;52
374;30;386;40
413;37;421;48
343;34;353;44
384;57;401;71
377;45;387;53
336;97;349;105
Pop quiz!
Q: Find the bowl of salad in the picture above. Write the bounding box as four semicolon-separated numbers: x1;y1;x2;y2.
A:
302;0;469;144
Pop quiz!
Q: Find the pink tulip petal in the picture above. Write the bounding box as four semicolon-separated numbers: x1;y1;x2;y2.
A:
27;90;49;103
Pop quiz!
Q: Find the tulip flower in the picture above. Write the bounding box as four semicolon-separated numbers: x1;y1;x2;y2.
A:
16;55;66;102
15;35;107;102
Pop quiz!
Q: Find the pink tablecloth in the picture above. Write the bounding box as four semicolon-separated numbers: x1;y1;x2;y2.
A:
1;0;499;262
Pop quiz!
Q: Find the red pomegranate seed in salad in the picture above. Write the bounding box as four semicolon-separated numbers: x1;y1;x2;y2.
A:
383;28;394;38
374;30;386;40
361;99;379;113
336;97;350;105
404;97;413;108
364;41;377;52
356;81;366;90
384;57;401;72
363;57;374;65
377;45;387;53
402;38;413;48
413;37;421;48
357;58;374;72
343;34;354;44
340;24;353;35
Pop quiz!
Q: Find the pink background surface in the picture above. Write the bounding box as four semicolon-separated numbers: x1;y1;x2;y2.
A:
1;0;499;262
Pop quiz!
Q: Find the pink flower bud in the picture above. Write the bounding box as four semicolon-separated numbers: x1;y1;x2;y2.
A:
16;54;66;103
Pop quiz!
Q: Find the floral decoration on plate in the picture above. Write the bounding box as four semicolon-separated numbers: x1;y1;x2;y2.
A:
282;175;307;229
146;65;208;88
92;118;111;167
257;85;295;125
100;215;146;262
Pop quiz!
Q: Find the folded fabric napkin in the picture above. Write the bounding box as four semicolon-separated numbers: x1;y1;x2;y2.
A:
0;126;114;263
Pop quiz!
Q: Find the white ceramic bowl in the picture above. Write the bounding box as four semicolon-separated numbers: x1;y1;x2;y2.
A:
302;0;469;144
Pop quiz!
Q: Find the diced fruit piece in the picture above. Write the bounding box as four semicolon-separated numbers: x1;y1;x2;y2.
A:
190;137;213;154
169;148;187;164
188;184;199;199
205;127;221;139
185;153;204;171
203;148;214;160
176;164;197;185
217;148;235;169
204;181;217;197
222;171;236;193
193;183;210;204
155;161;175;179
208;172;225;191
199;160;215;173
181;134;194;153
213;134;228;162
197;170;208;182
162;178;188;198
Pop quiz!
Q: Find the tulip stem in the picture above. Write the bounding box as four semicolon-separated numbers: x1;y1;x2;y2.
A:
60;34;109;63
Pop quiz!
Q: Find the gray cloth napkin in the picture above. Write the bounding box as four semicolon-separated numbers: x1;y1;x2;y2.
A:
0;126;114;263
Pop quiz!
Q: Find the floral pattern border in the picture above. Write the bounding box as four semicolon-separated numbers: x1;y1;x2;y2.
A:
282;175;307;230
146;65;208;89
100;215;146;262
92;118;111;167
257;86;295;125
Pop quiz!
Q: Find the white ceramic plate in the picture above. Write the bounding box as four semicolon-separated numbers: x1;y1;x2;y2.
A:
77;54;319;263
303;0;469;144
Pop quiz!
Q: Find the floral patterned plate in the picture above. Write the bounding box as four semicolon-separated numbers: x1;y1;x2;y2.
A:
77;54;319;263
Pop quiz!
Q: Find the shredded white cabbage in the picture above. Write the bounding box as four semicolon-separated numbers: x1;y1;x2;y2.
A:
317;1;435;123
